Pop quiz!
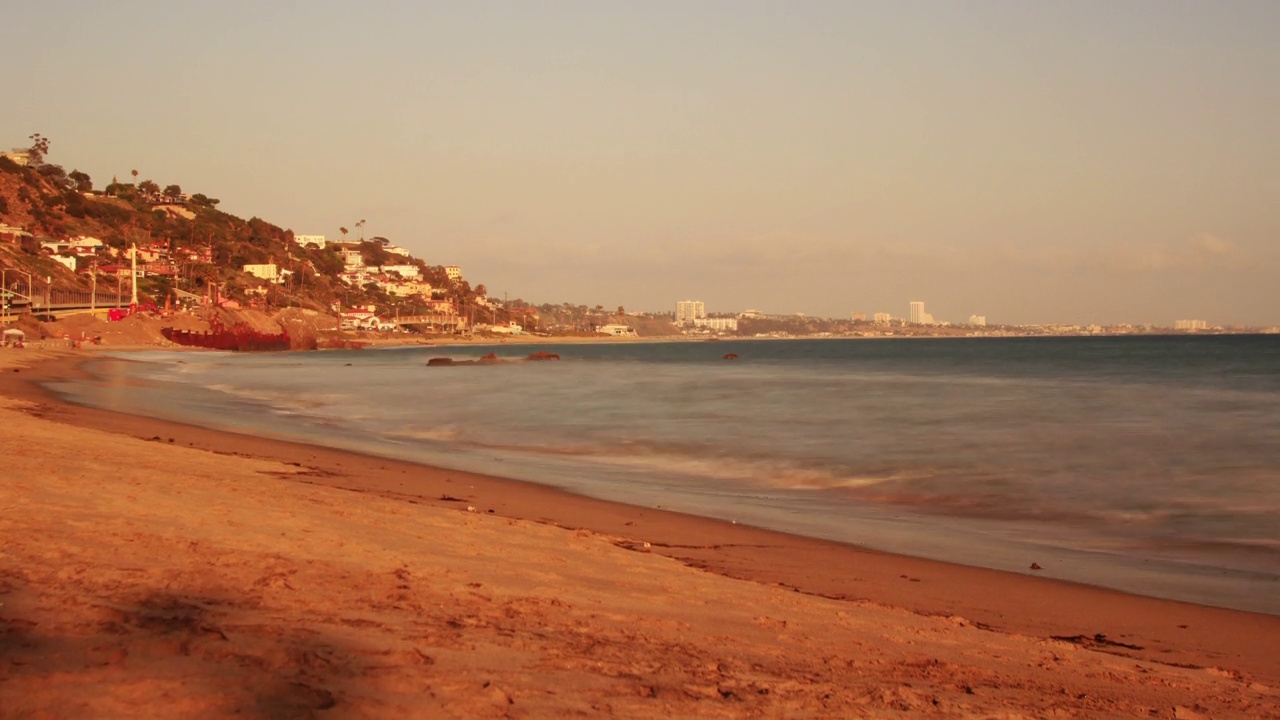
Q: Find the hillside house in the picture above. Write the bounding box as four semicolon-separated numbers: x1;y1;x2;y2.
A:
1;149;31;166
243;263;284;284
68;236;105;250
178;246;213;264
0;224;31;243
378;264;420;279
386;281;431;298
293;234;326;249
341;249;364;268
426;298;456;314
339;270;370;287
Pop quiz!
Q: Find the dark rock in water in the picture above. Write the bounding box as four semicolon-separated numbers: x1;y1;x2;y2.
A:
723;353;739;360
427;357;454;366
526;351;560;361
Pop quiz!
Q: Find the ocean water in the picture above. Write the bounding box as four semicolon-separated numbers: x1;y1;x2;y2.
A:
52;336;1280;614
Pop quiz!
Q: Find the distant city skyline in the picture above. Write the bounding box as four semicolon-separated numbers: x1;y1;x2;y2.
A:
6;2;1278;325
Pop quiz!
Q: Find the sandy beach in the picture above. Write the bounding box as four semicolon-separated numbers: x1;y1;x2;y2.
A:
2;348;1279;718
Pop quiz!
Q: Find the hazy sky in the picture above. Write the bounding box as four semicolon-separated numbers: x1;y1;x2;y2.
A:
5;1;1278;325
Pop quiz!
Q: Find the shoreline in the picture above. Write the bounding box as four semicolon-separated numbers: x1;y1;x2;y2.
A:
6;348;1280;684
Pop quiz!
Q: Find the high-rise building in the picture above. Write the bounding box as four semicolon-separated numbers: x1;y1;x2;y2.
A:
850;312;867;322
909;301;925;324
873;312;892;324
968;315;987;327
675;300;706;324
1175;319;1208;331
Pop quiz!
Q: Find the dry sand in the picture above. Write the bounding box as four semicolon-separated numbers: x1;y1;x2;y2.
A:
1;348;1278;719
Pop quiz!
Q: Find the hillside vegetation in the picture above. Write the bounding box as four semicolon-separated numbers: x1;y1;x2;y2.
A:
0;147;483;322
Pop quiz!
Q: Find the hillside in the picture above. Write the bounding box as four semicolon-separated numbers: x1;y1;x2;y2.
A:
0;146;488;331
0;141;691;341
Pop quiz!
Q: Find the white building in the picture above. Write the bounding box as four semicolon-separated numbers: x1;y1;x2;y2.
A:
379;264;421;279
243;263;284;284
1175;319;1208;331
293;234;326;249
341;248;364;268
968;315;987;327
676;300;706;324
597;324;638;337
873;312;892;324
385;280;432;298
909;301;936;325
480;321;523;335
693;317;738;332
1;149;31;166
69;236;105;249
444;265;462;281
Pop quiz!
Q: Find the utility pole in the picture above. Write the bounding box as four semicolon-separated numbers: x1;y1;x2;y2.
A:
130;242;139;309
90;260;97;314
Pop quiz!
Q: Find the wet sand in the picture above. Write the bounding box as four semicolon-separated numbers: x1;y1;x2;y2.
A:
2;347;1278;718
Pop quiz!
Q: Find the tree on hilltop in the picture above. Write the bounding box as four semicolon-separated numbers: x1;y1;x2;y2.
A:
164;184;182;200
36;163;72;190
27;133;50;165
68;170;92;192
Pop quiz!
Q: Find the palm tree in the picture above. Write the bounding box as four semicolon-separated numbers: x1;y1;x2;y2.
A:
131;169;139;184
339;227;349;242
355;219;366;241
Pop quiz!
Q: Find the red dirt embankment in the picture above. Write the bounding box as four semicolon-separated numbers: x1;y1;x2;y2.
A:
29;306;338;350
